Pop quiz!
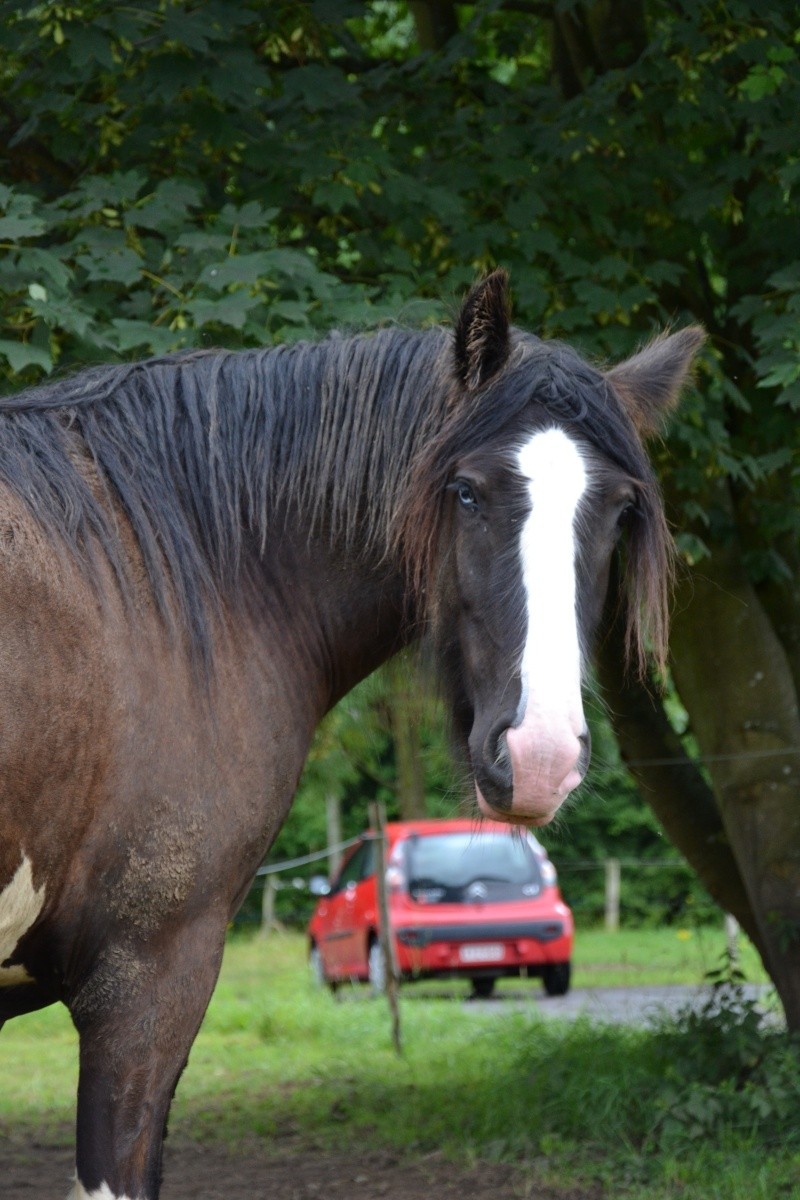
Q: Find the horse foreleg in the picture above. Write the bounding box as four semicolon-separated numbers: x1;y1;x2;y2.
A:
66;914;227;1200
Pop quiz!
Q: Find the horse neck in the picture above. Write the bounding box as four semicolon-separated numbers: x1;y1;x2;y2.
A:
245;329;451;711
254;327;450;568
268;534;412;713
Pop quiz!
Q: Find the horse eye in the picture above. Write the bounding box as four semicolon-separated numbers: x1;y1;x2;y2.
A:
617;503;636;530
455;480;478;511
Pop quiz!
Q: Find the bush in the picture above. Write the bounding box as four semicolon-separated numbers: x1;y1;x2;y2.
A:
649;975;799;1153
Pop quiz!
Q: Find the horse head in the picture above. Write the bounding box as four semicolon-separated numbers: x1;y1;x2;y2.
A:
403;271;703;827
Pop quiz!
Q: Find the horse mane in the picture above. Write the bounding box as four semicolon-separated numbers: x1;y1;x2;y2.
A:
0;324;672;674
0;329;451;663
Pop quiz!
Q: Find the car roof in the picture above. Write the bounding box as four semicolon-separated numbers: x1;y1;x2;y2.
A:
382;817;535;839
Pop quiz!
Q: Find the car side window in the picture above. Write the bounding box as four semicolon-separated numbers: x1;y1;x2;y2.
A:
331;841;369;894
329;838;379;893
360;839;376;881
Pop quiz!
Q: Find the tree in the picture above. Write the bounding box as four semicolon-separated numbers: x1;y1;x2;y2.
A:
1;1;798;1022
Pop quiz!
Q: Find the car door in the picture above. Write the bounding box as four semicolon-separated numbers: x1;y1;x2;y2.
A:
337;838;377;978
322;840;371;979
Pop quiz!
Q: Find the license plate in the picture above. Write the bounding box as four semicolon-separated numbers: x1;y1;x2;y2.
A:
459;943;505;963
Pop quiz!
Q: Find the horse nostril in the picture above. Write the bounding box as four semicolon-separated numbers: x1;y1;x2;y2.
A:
577;728;591;776
483;724;513;791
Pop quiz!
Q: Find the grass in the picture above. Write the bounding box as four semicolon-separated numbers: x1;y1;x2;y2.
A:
0;928;795;1199
570;923;768;988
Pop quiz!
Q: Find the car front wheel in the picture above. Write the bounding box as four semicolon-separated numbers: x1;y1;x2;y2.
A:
309;942;338;993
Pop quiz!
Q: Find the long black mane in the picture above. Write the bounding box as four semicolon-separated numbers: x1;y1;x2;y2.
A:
0;324;669;668
0;330;451;657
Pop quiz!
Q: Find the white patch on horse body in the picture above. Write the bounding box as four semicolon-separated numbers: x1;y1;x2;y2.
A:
0;852;45;987
68;1179;137;1200
515;427;589;726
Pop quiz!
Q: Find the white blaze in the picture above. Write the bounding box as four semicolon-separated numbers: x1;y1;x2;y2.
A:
0;852;45;987
515;426;588;741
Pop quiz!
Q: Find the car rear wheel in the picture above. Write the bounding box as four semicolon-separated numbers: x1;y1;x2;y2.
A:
542;961;571;996
470;976;497;999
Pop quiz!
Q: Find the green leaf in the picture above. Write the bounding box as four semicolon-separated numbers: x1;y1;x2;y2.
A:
738;64;787;102
106;320;182;355
0;191;47;241
131;180;204;232
0;339;52;374
217;202;279;230
76;246;142;286
0;212;46;240
675;532;710;566
186;292;262;330
198;253;276;291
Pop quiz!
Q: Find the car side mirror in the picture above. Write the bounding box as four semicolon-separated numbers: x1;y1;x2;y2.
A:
309;875;331;897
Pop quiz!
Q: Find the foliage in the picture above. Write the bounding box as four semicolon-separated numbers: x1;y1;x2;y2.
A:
3;0;797;559
650;977;800;1154
4;4;798;480
4;0;796;583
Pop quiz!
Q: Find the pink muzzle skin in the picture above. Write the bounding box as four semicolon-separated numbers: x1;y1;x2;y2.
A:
476;720;584;826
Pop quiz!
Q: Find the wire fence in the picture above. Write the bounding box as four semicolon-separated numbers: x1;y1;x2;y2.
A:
254;836;361;877
249;842;725;937
557;858;693;929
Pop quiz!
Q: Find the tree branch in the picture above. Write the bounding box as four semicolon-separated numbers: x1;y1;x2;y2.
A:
497;0;555;17
409;0;459;51
595;570;767;956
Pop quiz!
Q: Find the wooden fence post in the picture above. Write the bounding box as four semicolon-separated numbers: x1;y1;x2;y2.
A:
259;875;276;938
605;858;621;931
369;800;402;1054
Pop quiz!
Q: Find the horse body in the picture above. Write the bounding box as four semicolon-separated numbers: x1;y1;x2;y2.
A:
0;272;702;1198
1;511;409;1195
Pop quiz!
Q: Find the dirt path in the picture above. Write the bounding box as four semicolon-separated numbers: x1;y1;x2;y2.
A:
4;1134;600;1199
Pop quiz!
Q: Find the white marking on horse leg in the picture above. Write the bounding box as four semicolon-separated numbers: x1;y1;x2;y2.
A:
501;427;589;818
68;1178;139;1200
0;852;45;986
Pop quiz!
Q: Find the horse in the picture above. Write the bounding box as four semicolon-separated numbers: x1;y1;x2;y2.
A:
0;269;702;1198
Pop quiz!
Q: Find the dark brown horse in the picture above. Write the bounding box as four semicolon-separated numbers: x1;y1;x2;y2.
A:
0;272;701;1198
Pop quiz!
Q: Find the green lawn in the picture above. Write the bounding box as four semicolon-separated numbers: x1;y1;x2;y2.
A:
0;929;794;1200
571;923;768;989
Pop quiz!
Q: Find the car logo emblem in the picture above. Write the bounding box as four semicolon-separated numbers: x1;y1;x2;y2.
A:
467;882;488;902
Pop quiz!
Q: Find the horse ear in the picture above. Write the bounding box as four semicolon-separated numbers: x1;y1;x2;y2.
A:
454;269;511;392
607;326;706;437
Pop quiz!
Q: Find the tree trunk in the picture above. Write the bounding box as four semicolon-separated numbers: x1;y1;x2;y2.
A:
387;659;427;819
601;472;800;1031
668;489;800;1028
409;1;458;51
551;0;646;97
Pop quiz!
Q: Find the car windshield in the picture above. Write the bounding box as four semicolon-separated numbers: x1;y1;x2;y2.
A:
405;832;543;904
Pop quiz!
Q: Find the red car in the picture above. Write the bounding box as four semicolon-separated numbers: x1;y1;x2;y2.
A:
307;818;573;998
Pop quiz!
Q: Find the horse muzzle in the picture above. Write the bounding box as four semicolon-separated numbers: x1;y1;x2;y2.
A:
472;719;590;826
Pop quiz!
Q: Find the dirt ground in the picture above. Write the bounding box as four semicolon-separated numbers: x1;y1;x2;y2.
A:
4;1133;602;1199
